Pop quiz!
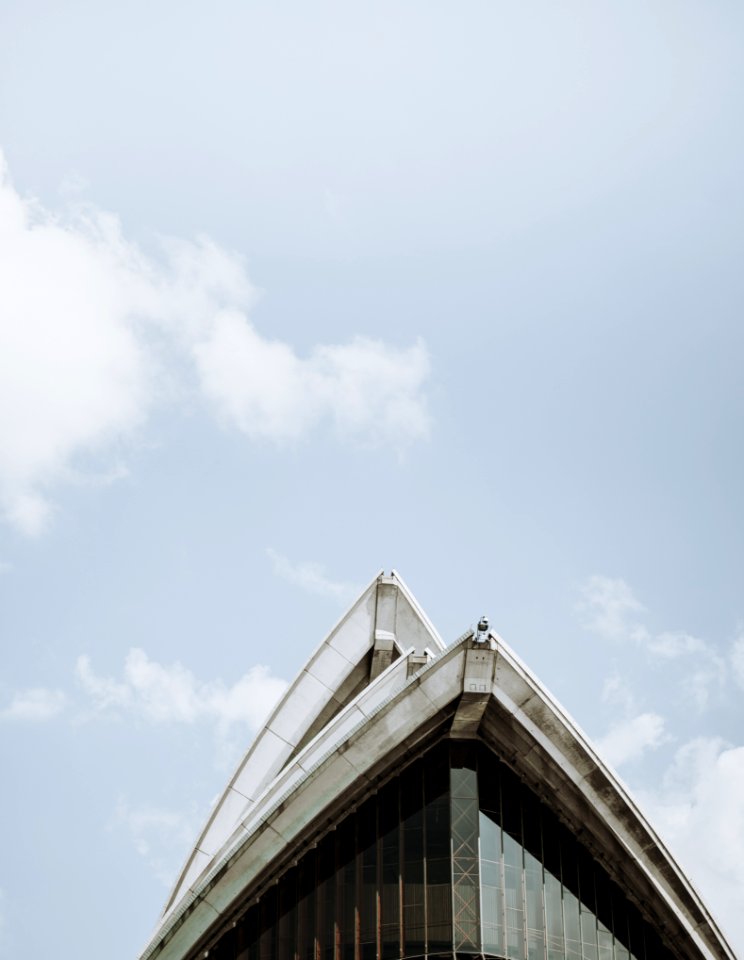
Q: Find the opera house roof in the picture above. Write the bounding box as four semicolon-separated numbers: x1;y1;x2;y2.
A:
138;571;735;960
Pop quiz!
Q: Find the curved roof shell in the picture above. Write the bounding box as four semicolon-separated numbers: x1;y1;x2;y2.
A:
138;572;735;960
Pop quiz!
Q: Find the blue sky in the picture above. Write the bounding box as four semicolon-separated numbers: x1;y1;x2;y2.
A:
1;2;743;957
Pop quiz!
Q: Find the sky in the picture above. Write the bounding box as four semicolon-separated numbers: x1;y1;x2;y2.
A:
0;1;743;957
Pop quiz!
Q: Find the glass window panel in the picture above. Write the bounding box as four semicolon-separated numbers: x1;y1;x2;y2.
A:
317;836;336;960
544;872;565;960
450;753;480;953
500;768;523;851
259;887;277;960
277;868;297;960
611;893;631;960
236;906;258;960
336;818;356;960
479;807;505;958
597;929;613;960
643;926;664;960
495;764;523;960
480;810;501;865
615;938;632;960
626;902;645;960
577;850;598;960
561;889;581;960
593;867;613;940
425;756;451;953
559;831;581;960
402;761;426;957
450;741;478;799
214;927;236;960
522;790;545;960
379;780;401;960
478;754;500;820
358;797;378;960
298;850;317;960
522;789;542;865
525;851;546;960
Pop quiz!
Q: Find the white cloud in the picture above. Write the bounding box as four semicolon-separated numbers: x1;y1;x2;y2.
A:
0;151;432;535
595;712;668;768
267;548;361;602
648;630;709;658
578;582;743;948
731;632;744;690
578;575;726;710
0;154;244;535
76;648;287;734
601;673;637;712
75;654;132;711
111;799;197;887
639;738;744;952
680;661;727;712
0;686;66;721
193;312;430;448
0;162;151;534
576;575;646;641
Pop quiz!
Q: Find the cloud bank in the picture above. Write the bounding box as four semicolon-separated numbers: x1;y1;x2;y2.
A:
75;648;287;736
595;712;668;768
0;153;431;535
578;575;726;710
579;576;744;948
640;738;744;950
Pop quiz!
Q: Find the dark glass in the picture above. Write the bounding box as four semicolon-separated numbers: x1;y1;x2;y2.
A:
560;833;581;960
425;747;451;952
297;850;316;960
577;849;598;960
358;797;378;960
626;901;646;960
277;868;297;960
522;790;544;960
250;907;261;960
317;836;336;960
259;887;277;960
379;779;401;960
643;925;665;960
542;825;564;960
199;739;682;960
501;767;525;960
214;927;236;960
337;817;357;960
594;867;614;960
402;761;426;957
479;747;504;956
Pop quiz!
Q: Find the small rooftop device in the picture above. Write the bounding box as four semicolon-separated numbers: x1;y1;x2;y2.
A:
474;615;490;644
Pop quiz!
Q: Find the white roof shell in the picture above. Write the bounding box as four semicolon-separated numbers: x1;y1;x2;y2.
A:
138;572;736;960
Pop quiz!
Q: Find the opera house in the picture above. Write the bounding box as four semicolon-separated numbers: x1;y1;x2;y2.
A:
137;572;736;960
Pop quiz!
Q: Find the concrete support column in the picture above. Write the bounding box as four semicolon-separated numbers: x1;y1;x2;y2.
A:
450;642;496;738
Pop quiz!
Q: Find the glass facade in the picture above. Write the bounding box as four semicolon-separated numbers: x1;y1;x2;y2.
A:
203;741;677;960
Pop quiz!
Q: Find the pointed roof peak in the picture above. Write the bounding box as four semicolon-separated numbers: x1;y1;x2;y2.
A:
141;582;736;960
160;570;443;921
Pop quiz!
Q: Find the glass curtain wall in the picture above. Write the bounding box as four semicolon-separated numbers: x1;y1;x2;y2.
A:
204;742;677;960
